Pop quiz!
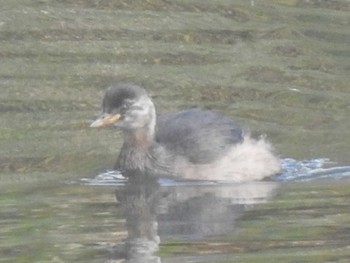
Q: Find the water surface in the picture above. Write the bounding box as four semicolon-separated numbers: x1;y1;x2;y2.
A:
1;0;350;262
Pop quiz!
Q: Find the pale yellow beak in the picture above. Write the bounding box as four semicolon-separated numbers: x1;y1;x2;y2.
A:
90;113;121;128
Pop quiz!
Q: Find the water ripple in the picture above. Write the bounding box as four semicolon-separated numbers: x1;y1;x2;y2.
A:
81;158;350;186
278;158;350;182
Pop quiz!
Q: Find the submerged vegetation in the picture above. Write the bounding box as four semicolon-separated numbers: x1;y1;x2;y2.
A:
1;0;349;179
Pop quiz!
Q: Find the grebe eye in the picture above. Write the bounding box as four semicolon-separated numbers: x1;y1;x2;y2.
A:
120;104;129;113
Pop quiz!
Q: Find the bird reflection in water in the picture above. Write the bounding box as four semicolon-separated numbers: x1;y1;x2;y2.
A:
112;171;277;262
115;173;161;263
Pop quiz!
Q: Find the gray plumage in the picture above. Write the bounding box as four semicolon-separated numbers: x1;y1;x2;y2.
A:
156;109;243;164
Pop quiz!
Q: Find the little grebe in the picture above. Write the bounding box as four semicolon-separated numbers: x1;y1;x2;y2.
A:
91;83;281;181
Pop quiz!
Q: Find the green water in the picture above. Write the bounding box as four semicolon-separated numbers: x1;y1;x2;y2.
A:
1;0;350;262
1;180;350;262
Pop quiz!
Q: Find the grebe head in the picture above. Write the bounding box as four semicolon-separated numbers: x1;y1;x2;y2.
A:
90;83;156;135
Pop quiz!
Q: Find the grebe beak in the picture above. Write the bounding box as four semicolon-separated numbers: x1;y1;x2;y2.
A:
90;113;121;128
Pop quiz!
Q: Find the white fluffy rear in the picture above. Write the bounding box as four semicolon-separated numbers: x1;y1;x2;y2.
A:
176;135;281;182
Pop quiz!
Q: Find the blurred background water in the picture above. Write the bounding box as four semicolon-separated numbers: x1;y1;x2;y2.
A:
1;0;350;262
